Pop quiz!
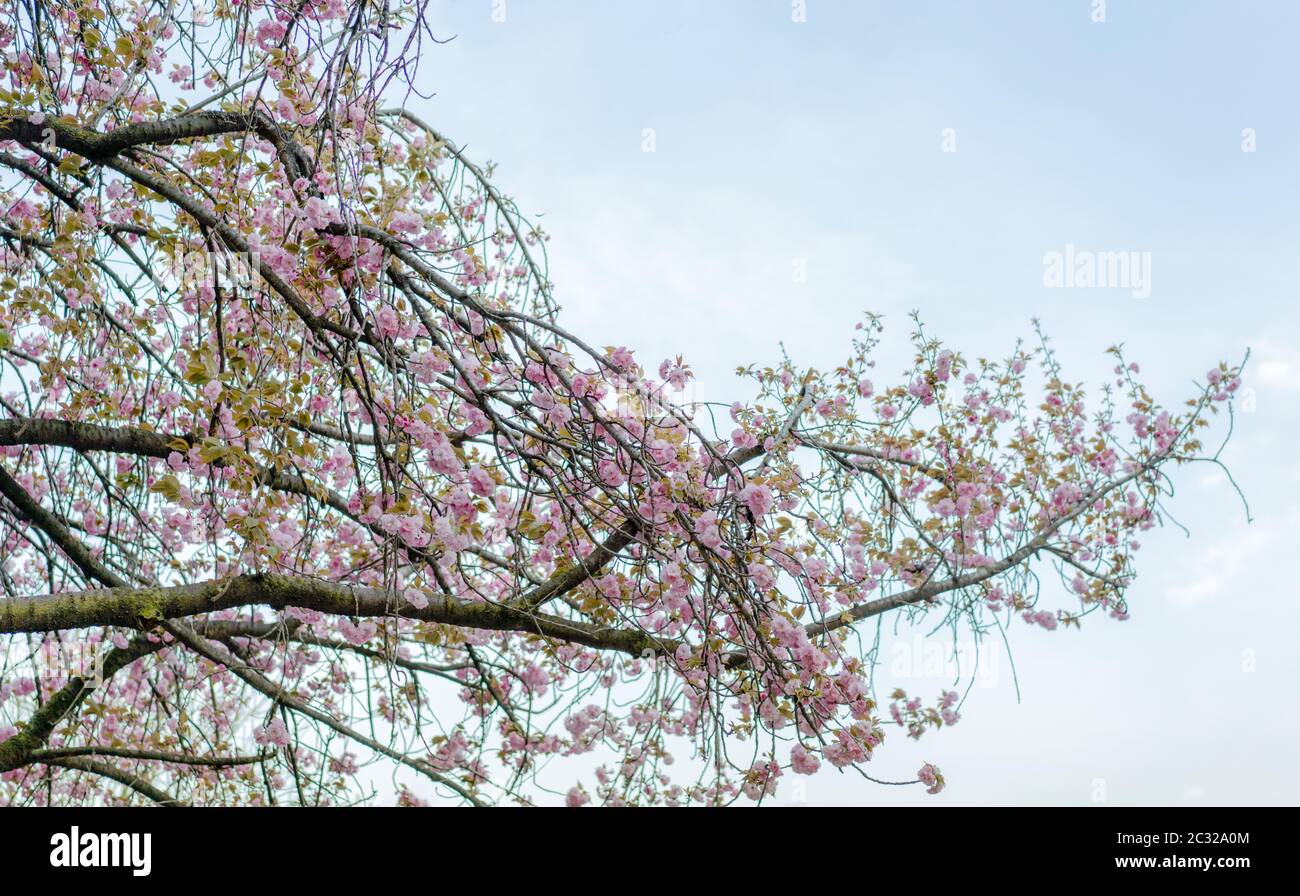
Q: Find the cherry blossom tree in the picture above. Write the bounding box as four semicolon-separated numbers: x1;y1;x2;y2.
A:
0;1;1242;806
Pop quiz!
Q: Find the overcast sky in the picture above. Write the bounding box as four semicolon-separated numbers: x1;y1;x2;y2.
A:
415;0;1300;805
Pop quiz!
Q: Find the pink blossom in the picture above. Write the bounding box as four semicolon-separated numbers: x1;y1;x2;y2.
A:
738;483;774;518
338;619;377;645
790;744;821;775
468;466;494;496
254;718;291;748
917;762;945;795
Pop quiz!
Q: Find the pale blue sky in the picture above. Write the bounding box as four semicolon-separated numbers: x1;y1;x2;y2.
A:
415;0;1300;805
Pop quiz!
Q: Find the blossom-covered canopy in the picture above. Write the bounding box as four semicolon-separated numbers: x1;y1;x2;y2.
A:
0;1;1239;806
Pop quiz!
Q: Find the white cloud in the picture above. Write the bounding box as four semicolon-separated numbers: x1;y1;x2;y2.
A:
1165;507;1296;605
1249;339;1300;392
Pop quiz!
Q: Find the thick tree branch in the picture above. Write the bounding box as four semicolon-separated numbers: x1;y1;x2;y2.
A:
0;464;126;588
0;573;673;658
39;755;187;807
0;109;310;174
0;634;165;772
30;746;273;767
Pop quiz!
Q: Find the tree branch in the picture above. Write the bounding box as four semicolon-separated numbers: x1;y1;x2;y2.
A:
39;755;187;806
0;572;674;658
